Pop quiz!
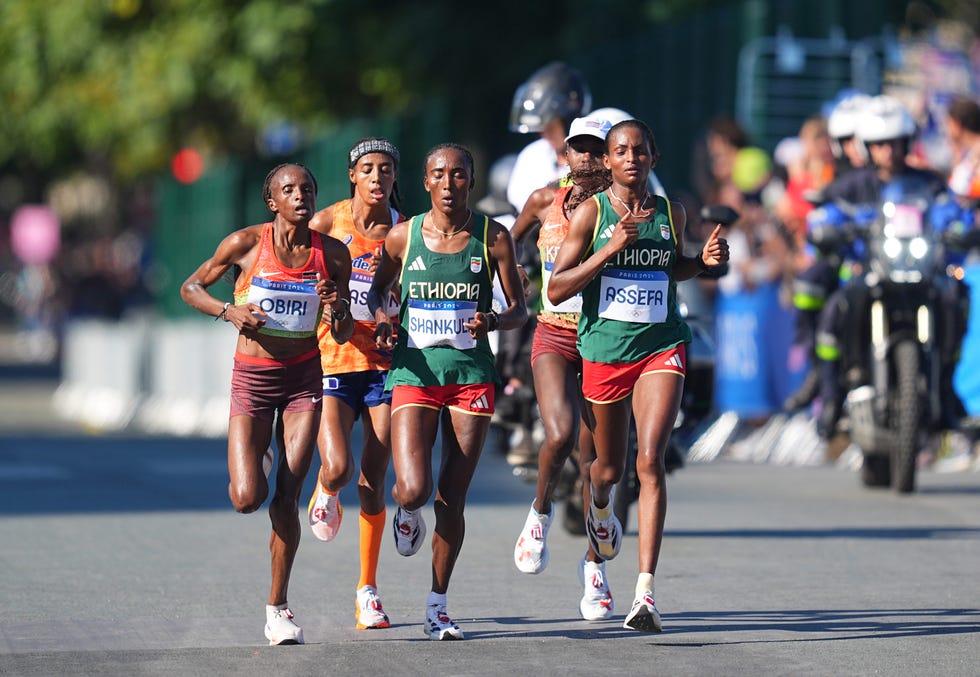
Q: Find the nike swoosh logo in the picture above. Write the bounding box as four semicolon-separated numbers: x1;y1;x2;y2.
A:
311;396;323;404
543;223;563;230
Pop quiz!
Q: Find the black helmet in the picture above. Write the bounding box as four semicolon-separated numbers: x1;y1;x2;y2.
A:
509;62;592;134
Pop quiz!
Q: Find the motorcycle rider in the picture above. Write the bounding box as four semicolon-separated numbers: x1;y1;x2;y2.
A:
810;95;955;438
784;92;869;411
507;62;666;216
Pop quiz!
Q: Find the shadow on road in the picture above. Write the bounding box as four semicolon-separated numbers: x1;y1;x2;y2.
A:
650;607;980;645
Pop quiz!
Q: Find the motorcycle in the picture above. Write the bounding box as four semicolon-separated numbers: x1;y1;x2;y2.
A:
810;179;971;493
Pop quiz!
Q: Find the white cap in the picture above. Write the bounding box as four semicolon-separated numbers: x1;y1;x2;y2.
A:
589;106;634;126
565;114;612;142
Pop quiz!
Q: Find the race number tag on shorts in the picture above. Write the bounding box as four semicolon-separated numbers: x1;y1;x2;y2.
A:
598;268;668;324
406;299;477;350
349;271;399;322
542;261;582;314
247;277;320;333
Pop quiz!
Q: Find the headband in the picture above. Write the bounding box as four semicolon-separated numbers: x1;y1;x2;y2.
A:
349;139;400;167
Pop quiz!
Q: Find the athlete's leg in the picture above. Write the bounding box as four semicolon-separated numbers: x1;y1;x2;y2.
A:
431;407;490;594
268;409;318;606
358;402;392;590
390;404;440;510
585;397;630;509
631;371;683;575
359;402;392;514
316;397;356;492
531;352;582;514
227;414;274;513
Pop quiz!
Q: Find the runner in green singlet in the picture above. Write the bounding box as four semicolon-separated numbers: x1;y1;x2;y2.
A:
549;120;729;633
367;143;527;640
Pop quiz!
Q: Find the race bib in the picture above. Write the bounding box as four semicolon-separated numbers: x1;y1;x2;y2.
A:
247;277;321;333
598;268;668;324
406;299;477;350
542;261;582;314
349;270;399;322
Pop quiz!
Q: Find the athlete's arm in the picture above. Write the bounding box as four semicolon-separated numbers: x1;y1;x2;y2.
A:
510;185;557;244
673;200;729;281
368;221;408;349
321;235;354;344
180;225;266;331
466;220;528;338
548;198;639;305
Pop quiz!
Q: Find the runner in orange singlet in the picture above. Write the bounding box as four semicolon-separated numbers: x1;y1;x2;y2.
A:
306;138;404;629
180;163;354;645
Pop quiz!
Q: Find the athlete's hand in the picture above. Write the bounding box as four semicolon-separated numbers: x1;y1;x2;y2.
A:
228;303;266;332
316;273;339;305
373;321;394;349
700;224;730;267
605;214;641;255
368;246;382;274
517;265;532;298
465;312;492;339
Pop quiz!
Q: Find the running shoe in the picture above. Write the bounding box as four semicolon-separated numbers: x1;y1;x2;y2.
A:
514;502;554;574
355;585;391;630
424;603;464;640
392;506;426;556
623;591;662;632
578;557;614;621
307;480;343;542
585;492;622;561
264;605;304;645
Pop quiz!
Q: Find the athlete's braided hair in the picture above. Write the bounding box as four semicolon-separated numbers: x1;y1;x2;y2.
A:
262;163;318;206
424;143;475;177
606;119;660;166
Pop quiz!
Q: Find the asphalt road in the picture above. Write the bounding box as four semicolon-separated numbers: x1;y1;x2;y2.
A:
1;427;979;676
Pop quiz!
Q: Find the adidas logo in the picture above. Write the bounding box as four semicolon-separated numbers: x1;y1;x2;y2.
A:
665;354;684;369
408;256;427;271
599;225;616;240
471;394;490;411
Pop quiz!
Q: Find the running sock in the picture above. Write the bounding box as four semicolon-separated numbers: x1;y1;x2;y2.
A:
635;573;654;598
590;488;613;520
357;508;386;590
427;591;447;607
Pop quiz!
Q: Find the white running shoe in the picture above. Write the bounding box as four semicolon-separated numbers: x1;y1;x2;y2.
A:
623;590;663;632
578;557;614;621
264;605;304;645
424;604;464;640
514;502;554;574
585;491;622;561
355;585;391;630
392;507;426;556
307;481;343;542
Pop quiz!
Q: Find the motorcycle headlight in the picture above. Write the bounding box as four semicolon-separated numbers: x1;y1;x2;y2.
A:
882;236;903;259
908;237;928;259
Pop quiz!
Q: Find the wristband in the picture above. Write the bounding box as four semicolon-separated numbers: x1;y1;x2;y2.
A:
215;302;231;322
695;250;711;273
486;310;500;332
331;297;351;322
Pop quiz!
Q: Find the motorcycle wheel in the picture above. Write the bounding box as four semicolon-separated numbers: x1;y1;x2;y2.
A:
890;339;920;493
861;454;891;487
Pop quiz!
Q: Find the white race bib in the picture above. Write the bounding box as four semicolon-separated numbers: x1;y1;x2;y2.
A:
542;261;582;314
349;270;398;322
597;268;669;324
406;299;477;350
247;277;321;333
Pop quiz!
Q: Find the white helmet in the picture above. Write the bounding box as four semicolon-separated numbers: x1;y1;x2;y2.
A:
855;95;916;159
827;93;871;158
589;107;634;127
